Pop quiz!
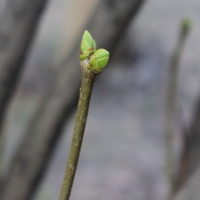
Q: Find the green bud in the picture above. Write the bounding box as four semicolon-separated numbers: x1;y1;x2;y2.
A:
80;30;96;61
88;49;109;72
181;17;192;35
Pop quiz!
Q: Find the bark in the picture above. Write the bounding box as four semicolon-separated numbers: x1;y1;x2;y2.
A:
0;0;146;200
0;0;49;132
59;60;96;200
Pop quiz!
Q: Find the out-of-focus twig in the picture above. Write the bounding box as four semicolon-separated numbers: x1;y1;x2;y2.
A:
164;18;191;199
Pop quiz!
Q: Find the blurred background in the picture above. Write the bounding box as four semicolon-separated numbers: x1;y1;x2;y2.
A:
0;0;200;200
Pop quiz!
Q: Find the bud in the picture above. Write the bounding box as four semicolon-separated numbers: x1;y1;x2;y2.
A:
80;30;96;61
181;17;191;36
88;49;109;72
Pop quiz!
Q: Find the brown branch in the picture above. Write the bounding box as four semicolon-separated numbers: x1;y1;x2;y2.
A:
59;60;98;200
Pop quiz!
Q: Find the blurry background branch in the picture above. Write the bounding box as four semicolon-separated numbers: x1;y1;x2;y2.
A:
0;0;49;134
0;0;146;200
164;19;191;198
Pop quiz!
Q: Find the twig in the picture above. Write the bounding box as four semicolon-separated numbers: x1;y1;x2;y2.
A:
59;60;96;200
59;31;109;200
164;18;191;199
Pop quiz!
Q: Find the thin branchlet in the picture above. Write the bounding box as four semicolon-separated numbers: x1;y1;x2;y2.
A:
164;18;191;198
59;60;97;200
59;30;109;200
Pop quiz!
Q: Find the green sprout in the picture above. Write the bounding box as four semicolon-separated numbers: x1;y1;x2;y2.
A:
88;49;109;73
80;30;96;61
